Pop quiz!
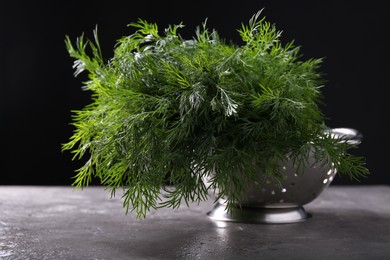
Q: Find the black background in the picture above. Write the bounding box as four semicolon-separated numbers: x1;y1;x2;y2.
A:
1;1;389;185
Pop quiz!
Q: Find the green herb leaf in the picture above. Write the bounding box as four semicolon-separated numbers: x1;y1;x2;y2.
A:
63;10;369;218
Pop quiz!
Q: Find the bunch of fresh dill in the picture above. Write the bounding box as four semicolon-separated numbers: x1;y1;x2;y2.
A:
63;10;369;218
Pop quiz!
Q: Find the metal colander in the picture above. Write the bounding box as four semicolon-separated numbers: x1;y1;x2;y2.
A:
206;128;361;224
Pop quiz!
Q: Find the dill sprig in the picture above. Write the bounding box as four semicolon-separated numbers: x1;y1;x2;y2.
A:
63;10;369;218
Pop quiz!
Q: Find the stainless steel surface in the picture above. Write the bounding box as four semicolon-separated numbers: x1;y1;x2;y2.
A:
207;153;334;223
207;203;311;224
206;128;360;223
326;127;362;145
227;152;337;208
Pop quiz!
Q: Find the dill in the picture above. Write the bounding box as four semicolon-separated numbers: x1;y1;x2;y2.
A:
63;10;369;218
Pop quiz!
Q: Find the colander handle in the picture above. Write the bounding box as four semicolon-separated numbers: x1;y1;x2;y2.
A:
329;128;362;145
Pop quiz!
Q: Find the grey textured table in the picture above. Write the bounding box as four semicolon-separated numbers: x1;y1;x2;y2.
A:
1;185;390;260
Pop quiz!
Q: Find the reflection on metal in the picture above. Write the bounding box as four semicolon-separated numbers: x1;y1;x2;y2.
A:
208;203;311;224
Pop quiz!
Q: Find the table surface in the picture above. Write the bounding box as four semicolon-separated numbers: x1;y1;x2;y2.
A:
1;185;390;260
